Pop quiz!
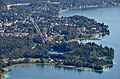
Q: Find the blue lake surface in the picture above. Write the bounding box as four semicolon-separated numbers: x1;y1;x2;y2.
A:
6;7;120;79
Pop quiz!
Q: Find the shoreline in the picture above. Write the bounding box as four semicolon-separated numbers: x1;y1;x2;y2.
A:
0;63;35;79
66;37;101;43
59;5;120;17
54;64;113;71
0;3;118;79
62;4;120;10
0;62;113;79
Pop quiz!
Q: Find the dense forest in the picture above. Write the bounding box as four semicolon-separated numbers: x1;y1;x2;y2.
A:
0;36;114;71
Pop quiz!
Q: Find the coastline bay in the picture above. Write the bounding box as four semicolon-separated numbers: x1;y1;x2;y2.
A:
4;7;120;79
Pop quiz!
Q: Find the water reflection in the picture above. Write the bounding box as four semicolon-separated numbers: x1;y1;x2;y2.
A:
54;65;113;74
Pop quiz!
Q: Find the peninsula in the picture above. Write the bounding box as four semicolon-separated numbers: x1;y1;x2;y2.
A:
0;0;119;78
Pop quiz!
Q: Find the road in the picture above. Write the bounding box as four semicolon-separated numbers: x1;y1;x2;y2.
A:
29;16;45;43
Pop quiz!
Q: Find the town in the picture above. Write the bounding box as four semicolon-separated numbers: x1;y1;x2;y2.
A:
0;0;115;43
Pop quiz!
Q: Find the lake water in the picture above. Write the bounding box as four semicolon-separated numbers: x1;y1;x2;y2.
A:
6;7;120;79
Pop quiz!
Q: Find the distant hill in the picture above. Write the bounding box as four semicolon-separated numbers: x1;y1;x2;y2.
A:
0;0;7;10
